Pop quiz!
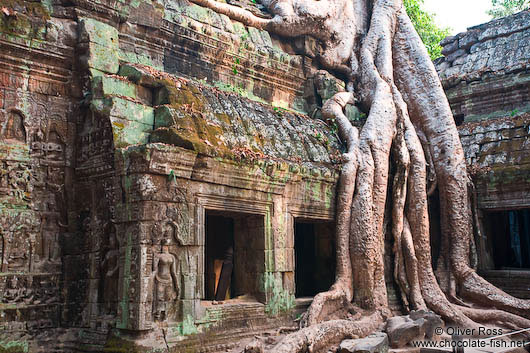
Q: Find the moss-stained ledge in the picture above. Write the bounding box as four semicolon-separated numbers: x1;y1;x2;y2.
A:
116;63;342;166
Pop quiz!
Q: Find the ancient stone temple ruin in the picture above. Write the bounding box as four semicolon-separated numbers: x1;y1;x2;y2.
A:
0;0;528;350
435;10;530;300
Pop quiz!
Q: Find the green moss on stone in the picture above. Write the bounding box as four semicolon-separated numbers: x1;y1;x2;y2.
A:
261;272;295;316
0;0;49;41
0;340;29;353
79;17;118;47
79;18;120;73
92;75;137;99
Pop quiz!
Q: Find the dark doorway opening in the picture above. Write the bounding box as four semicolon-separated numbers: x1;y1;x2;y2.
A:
205;211;264;301
294;220;335;297
205;214;234;300
485;208;530;270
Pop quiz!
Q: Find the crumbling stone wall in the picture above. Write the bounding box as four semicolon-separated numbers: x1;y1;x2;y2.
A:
437;11;530;301
436;10;529;122
0;2;345;350
0;2;79;351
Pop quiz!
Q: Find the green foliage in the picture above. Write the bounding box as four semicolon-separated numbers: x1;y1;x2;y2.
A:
168;169;177;183
232;57;240;75
240;32;249;42
487;0;529;18
0;340;29;353
273;106;286;117
403;0;451;60
176;315;199;336
261;273;295;316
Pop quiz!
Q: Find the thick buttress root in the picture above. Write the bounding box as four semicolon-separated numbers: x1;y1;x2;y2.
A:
392;9;530;323
184;0;530;349
302;92;358;327
269;311;383;353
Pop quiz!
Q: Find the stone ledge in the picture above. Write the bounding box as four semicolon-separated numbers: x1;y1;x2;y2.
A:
436;10;530;88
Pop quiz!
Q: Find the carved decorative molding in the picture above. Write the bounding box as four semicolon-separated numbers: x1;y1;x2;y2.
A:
288;204;334;221
191;157;287;195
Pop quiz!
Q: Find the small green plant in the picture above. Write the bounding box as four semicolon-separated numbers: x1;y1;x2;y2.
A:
232;57;240;75
168;169;177;183
510;109;519;117
273;106;288;117
176;315;199;336
262;272;295;316
356;111;367;121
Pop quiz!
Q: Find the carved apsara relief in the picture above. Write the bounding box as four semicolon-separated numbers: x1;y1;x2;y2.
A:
100;226;119;316
152;239;180;322
0;212;39;272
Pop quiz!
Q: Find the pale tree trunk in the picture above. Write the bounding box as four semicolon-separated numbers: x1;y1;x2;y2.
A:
184;0;530;350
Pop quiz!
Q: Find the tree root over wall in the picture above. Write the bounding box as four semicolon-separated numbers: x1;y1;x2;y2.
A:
185;0;530;350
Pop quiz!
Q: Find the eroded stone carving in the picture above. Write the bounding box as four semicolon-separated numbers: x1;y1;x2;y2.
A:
2;110;26;143
0;213;39;272
0;275;59;305
101;226;119;316
36;213;62;271
2;276;24;303
166;205;191;245
152;240;179;322
0;161;33;201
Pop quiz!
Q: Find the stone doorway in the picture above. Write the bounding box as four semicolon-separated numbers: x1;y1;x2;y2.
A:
205;210;265;301
484;208;530;270
294;220;335;297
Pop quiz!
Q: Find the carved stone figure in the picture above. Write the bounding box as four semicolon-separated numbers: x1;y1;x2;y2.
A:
1;275;35;304
36;214;62;270
2;276;22;303
101;229;119;316
3;111;26;142
0;213;39;272
152;240;179;322
7;231;28;271
0;162;8;189
5;162;32;200
33;278;58;305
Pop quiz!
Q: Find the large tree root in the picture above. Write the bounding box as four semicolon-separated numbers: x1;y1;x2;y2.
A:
305;92;358;327
184;0;530;350
270;311;383;353
393;8;530;323
455;305;530;333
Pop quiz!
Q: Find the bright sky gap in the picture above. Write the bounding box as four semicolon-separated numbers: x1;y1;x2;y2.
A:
423;0;493;34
